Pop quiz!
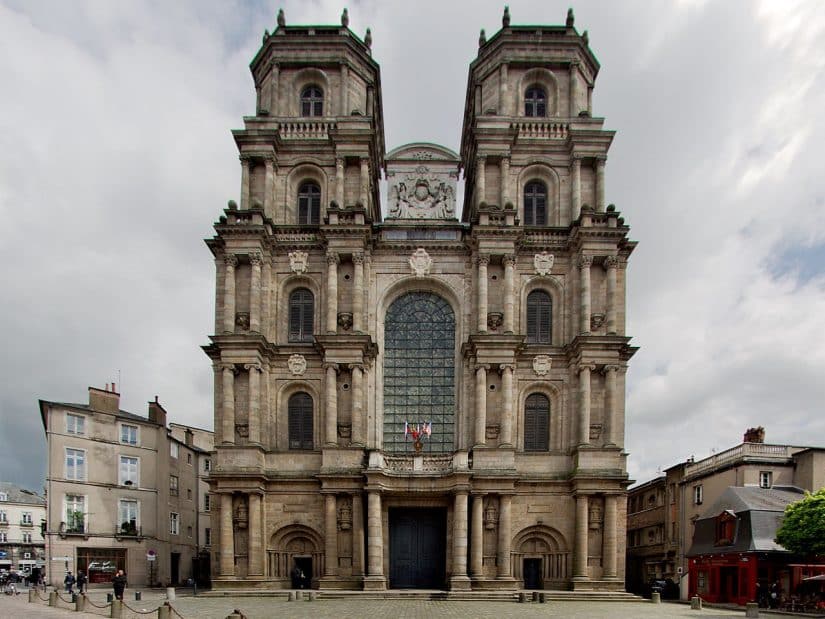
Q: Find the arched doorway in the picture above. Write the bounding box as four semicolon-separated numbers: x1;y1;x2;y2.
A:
512;525;570;590
267;525;323;588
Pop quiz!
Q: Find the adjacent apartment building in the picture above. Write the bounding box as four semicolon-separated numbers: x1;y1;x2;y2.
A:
0;482;46;576
626;427;825;599
40;385;214;586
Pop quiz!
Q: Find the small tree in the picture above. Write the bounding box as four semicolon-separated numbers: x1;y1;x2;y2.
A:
775;488;825;557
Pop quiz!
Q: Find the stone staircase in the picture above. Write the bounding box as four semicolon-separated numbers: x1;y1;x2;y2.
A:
204;588;644;602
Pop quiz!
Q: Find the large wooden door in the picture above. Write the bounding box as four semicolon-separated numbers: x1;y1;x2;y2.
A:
389;508;446;589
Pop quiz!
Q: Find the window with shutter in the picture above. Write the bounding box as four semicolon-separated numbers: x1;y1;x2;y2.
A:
288;392;313;450
526;290;552;343
524;393;549;451
525;86;547;117
523;181;547;225
288;288;314;342
298;182;321;225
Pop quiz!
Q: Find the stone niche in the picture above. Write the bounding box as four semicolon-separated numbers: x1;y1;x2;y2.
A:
384;143;460;220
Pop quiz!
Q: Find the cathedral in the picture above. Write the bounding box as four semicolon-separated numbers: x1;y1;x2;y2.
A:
204;7;636;592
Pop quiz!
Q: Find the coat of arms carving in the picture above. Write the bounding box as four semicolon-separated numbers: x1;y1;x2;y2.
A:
409;248;433;278
288;251;309;274
532;355;551;376
534;252;555;276
288;354;307;376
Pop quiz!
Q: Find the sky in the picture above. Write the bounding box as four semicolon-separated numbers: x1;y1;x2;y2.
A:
1;0;824;494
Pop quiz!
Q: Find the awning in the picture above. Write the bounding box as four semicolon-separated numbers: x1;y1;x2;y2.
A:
803;574;825;581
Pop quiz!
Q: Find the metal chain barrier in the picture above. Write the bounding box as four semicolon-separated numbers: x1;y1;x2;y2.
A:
85;595;113;609
56;591;75;606
36;588;50;601
168;603;187;619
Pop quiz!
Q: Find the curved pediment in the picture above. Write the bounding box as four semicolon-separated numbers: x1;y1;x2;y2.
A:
386;142;460;162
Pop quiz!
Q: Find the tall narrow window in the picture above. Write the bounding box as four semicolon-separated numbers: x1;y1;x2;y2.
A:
298;182;321;224
524;181;547;226
119;456;139;486
65;495;85;533
524;393;550;451
170;512;179;535
65;448;86;481
66;413;85;435
288;392;313;450
300;85;323;116
525;86;547;117
119;500;138;535
288;288;314;342
526;290;552;344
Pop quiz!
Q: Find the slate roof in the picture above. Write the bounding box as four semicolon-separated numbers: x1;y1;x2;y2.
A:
39;400;160;432
0;481;45;505
687;486;805;556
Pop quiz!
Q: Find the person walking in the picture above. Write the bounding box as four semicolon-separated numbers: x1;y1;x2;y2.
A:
76;570;87;594
64;571;75;594
112;570;127;601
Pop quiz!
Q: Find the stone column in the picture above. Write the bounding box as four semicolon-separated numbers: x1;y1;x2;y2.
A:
351;364;365;446
248;493;262;576
499;156;510;207
603;365;619;446
499;364;514;446
324;363;339;446
475;155;486;207
263;156;275;213
470;495;484;578
359;158;369;207
474;364;488;447
578;363;594;446
335;157;345;208
261;257;272;339
595;157;606;212
579;254;593;335
498;63;508;115
451;491;470;587
496;495;512;578
476;255;489;333
569;61;579;117
604;256;618;335
220;494;235;576
324;494;337;577
221;364;235;445
603;495;618;578
573;494;589;579
244;363;261;444
502;254;515;333
240;156;251;210
353;253;365;332
223;255;238;333
249;252;262;333
326;251;339;333
571;157;582;220
366;491;383;576
268;63;279;114
340;63;349;116
352;493;364;577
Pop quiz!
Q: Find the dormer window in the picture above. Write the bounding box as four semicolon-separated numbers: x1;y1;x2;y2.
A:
715;510;736;546
525;86;547;117
301;86;323;117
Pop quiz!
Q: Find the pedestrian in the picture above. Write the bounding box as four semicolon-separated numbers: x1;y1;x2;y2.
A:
76;570;87;594
64;570;75;594
112;569;127;601
290;564;301;589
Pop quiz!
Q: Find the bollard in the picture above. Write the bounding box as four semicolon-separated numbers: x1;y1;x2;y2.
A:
28;589;36;603
532;591;539;602
107;592;114;603
288;591;296;601
48;590;57;607
518;592;527;603
745;602;759;618
309;591;318;601
135;591;142;601
111;599;123;619
651;592;661;604
691;596;702;610
157;602;171;619
166;587;176;601
539;592;546;603
72;592;77;603
76;594;86;612
295;590;303;601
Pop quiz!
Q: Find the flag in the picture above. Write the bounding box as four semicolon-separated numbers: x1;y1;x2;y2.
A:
404;421;408;437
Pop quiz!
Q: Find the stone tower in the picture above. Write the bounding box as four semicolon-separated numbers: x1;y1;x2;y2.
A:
205;8;636;592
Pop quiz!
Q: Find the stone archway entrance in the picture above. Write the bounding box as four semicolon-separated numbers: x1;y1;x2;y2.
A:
389;508;446;589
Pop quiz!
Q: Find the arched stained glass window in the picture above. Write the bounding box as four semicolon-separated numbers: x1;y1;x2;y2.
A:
524;393;549;451
383;292;455;453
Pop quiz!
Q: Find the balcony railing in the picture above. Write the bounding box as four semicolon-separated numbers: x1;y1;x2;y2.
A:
58;521;88;538
684;443;794;478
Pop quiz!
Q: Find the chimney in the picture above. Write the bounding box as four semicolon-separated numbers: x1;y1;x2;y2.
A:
148;395;167;427
744;426;766;444
88;384;120;414
184;428;194;447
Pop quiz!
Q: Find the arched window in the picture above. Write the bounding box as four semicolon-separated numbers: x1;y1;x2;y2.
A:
383;292;455;453
288;392;313;450
288;288;314;342
300;86;323;117
298;182;321;225
525;86;547;117
526;290;552;344
524;393;549;451
524;181;547;226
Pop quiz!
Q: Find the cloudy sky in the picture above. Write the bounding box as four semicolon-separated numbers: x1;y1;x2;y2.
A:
1;0;824;493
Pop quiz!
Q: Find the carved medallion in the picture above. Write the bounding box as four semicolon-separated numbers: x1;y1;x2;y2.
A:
590;313;605;330
532;355;552;376
288;354;307;376
288;250;309;274
409;247;433;277
534;252;555;276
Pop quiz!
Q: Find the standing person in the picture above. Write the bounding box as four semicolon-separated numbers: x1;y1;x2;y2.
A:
76;570;87;594
112;570;127;601
64;571;75;594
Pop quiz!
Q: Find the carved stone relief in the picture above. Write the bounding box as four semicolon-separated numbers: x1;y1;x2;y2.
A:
288;250;309;274
532;355;552;376
235;312;250;331
534;252;555;275
409;247;433;277
591;313;605;330
487;312;503;331
337;497;352;531
337;312;353;331
388;167;455;219
288;354;307;376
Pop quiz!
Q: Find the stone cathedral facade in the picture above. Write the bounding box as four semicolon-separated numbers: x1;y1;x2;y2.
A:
204;8;636;592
